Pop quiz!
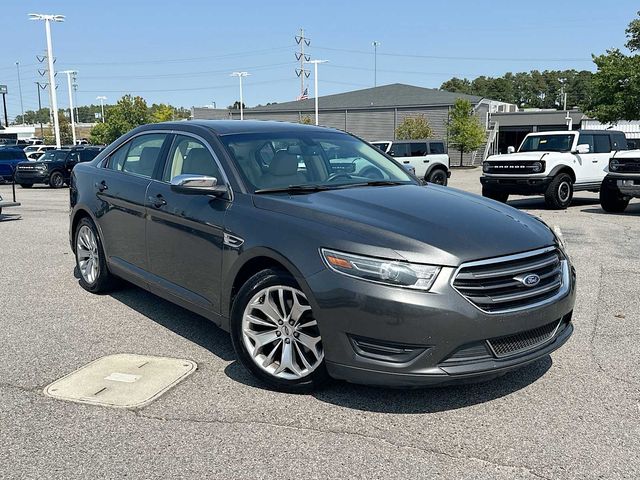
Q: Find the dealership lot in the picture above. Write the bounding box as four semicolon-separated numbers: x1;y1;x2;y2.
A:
1;169;639;479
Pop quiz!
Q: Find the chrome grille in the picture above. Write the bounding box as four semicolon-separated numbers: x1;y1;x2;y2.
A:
452;247;565;313
488;320;560;358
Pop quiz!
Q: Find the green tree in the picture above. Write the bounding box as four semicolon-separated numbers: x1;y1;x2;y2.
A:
300;115;313;125
395;115;433;140
227;101;246;110
447;99;486;167
89;94;149;144
149;103;175;123
586;12;640;123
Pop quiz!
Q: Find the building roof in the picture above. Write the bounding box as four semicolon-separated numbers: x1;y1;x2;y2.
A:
248;83;483;112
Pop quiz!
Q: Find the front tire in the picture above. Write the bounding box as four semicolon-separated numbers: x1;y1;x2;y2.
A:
544;173;573;209
230;269;329;392
74;217;116;293
600;185;629;213
49;171;64;189
482;186;509;203
427;168;448;186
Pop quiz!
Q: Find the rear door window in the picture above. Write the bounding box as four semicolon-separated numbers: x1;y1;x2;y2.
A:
106;134;168;178
389;143;410;157
593;135;611;153
409;142;428;157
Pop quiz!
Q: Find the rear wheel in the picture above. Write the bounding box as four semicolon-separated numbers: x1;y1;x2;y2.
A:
230;269;329;392
74;217;116;293
49;171;64;189
600;185;629;213
544;173;573;209
482;186;509;203
19;183;33;188
427;168;448;186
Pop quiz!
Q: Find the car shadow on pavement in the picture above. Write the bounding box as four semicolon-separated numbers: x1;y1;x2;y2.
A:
108;284;236;362
224;356;552;413
581;205;640;216
506;197;599;210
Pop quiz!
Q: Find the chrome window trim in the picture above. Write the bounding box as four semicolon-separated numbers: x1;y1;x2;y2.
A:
450;246;570;315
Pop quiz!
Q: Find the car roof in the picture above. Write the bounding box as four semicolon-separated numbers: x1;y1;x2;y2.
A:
141;119;341;136
526;130;624;136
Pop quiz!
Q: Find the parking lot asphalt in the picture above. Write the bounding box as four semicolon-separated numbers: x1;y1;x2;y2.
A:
1;169;639;480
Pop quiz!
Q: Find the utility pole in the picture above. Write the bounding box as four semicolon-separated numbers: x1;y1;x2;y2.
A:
73;75;79;125
558;77;567;111
29;13;65;149
295;28;311;99
305;60;328;125
35;82;47;137
0;86;8;127
15;62;25;124
230;71;249;120
96;96;107;122
61;70;77;145
372;41;381;87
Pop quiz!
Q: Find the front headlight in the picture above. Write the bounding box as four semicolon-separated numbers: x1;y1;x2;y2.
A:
482;162;491;173
531;161;544;173
36;164;48;170
321;249;441;291
609;159;620;171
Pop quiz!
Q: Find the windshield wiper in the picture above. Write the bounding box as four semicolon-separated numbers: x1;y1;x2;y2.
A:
254;184;332;194
336;180;408;188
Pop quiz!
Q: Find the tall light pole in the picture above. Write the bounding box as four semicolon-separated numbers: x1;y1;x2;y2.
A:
15;62;25;124
29;13;65;148
372;41;380;87
61;70;77;145
96;96;107;122
305;60;328;125
230;72;250;120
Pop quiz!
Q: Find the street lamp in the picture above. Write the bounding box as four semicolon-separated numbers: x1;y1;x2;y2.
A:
60;70;77;144
305;60;328;125
96;96;107;123
29;13;65;148
372;41;381;87
230;71;250;120
15;62;25;125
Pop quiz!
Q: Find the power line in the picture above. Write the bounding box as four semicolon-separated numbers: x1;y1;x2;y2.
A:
79;77;296;94
313;45;593;62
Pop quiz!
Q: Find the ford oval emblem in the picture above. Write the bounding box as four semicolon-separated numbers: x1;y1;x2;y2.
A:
520;274;541;287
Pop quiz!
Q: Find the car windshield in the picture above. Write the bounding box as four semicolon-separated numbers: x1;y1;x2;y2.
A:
220;131;415;193
40;150;69;162
519;134;575;153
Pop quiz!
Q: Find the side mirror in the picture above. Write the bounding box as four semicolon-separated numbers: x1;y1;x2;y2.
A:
170;174;228;196
576;144;590;154
507;146;516;154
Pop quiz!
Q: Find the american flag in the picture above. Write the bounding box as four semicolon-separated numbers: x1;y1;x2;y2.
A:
297;87;308;101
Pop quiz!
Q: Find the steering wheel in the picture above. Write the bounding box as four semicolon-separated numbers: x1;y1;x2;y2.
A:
327;172;353;182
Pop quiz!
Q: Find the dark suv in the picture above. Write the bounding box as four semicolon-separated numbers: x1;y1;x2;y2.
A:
15;146;102;188
69;121;575;392
0;147;28;183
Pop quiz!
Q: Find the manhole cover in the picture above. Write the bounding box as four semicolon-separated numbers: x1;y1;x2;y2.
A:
44;354;197;408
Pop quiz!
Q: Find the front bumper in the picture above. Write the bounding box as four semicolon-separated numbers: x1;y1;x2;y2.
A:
481;175;553;195
14;170;49;184
306;257;576;387
603;173;640;198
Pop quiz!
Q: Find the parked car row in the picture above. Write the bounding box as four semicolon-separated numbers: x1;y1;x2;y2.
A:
481;129;639;213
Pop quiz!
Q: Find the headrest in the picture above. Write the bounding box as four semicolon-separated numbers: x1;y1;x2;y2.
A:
183;148;217;177
269;150;299;176
138;147;160;175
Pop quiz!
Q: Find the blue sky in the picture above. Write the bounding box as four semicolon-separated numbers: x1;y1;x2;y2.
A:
0;0;638;120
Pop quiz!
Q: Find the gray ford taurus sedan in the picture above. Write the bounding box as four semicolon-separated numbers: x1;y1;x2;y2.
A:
69;121;575;391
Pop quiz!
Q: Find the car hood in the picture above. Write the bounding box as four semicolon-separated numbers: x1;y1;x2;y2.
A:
486;152;560;162
252;184;555;266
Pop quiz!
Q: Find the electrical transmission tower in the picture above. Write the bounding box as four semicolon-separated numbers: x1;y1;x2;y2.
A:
36;52;58;128
295;28;310;99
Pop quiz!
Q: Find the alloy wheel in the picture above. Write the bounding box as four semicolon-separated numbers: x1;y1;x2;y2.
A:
76;225;99;284
558;181;571;203
241;286;323;380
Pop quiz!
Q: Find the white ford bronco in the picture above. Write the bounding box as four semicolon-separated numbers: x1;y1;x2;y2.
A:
481;130;628;209
372;139;450;185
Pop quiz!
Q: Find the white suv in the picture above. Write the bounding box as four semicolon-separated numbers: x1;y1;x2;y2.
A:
372;140;450;185
481;130;628;209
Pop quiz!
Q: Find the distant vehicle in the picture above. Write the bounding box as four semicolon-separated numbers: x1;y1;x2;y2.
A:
24;145;56;161
599;150;640;213
0;147;28;183
372;139;450;185
481;130;628;209
14;146;102;188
